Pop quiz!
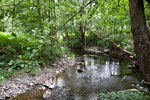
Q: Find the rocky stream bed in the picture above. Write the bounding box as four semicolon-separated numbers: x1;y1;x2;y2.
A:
0;55;75;100
0;48;141;100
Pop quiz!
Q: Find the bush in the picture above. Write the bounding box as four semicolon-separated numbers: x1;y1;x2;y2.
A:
62;36;79;48
85;33;134;52
98;90;150;100
0;30;64;81
85;34;99;46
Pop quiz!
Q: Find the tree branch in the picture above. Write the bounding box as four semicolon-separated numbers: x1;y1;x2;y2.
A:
87;26;136;59
118;0;121;6
4;0;24;23
55;0;94;33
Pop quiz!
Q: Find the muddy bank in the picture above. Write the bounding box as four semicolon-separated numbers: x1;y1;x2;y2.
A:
0;55;75;100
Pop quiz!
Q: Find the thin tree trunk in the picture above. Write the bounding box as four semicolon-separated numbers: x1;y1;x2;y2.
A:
48;0;51;22
36;0;41;28
53;0;56;24
43;0;47;22
79;0;87;48
129;0;150;82
120;22;124;34
12;0;16;33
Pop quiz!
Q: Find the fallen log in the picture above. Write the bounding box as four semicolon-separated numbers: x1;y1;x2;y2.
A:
96;35;135;57
87;26;136;59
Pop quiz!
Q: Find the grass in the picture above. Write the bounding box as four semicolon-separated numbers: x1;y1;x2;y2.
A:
0;32;12;46
0;32;17;82
0;32;20;47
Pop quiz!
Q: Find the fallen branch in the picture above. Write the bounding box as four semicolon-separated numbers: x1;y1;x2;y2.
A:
97;35;135;57
87;26;136;59
119;89;140;92
141;80;150;85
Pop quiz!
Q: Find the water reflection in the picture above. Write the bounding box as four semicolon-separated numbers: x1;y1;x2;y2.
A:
7;88;45;100
55;54;140;100
8;51;141;100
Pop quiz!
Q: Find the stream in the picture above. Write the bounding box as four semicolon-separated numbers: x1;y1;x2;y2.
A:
7;50;142;100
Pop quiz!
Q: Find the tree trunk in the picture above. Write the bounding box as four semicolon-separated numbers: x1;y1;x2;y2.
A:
43;0;47;22
79;23;85;46
129;0;150;82
48;0;51;22
79;0;87;48
36;0;42;28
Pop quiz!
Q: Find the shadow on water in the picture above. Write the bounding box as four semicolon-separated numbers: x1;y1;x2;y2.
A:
8;49;142;100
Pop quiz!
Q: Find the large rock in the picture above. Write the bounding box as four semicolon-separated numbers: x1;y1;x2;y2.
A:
43;87;68;100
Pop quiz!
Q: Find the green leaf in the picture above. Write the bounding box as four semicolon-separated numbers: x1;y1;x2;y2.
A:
32;49;38;53
8;60;13;65
21;64;25;68
27;47;31;50
39;39;44;43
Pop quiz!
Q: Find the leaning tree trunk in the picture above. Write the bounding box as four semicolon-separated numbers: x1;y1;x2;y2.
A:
129;0;150;82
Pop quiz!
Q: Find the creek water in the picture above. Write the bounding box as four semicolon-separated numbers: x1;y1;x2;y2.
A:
8;50;142;100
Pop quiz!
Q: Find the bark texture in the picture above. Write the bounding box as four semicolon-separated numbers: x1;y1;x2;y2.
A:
129;0;150;81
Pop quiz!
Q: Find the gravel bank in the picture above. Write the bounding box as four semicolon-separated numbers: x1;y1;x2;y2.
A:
0;55;75;100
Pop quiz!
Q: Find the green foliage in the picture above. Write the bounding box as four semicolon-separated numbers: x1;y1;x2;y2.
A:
0;0;149;82
132;84;149;92
85;34;99;46
67;37;79;48
101;34;129;48
0;0;135;52
61;34;81;48
98;91;150;100
0;30;64;81
98;84;150;100
0;32;18;46
0;68;16;83
85;33;134;52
